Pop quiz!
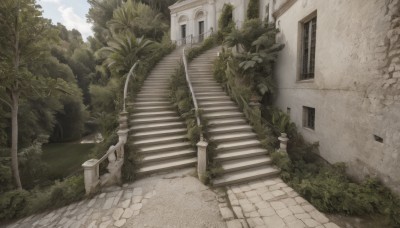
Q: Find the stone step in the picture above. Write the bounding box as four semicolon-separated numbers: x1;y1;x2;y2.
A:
134;101;171;107
198;100;235;108
194;87;224;93
130;122;184;132
131;116;180;125
136;92;169;97
216;139;261;152
197;96;231;102
220;156;273;173
140;149;196;164
136;157;197;176
211;132;258;143
207;118;247;127
209;125;253;134
195;92;226;97
131;128;187;140
212;166;280;187
202;106;238;113
191;81;220;86
133;135;187;147
135;97;170;102
215;147;268;162
137;141;193;154
203;111;243;120
134;106;172;112
132;110;176;118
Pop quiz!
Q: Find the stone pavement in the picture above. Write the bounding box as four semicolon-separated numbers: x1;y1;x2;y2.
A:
5;169;340;228
216;177;340;228
5;168;226;228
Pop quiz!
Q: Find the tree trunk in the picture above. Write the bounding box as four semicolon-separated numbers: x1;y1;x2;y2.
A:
10;91;22;190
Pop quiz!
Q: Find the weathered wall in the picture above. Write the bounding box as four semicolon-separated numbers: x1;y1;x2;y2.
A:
274;0;400;193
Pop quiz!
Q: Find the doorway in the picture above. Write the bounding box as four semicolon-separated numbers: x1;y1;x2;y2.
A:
181;24;186;44
198;21;204;42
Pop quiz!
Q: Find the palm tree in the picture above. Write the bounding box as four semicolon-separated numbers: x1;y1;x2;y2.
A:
107;1;168;41
97;34;158;76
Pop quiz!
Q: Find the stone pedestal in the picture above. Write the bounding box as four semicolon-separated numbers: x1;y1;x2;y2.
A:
82;159;100;194
278;133;289;153
197;140;208;183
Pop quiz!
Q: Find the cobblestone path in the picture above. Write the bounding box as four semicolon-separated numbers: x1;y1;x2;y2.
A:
217;177;340;228
5;170;340;228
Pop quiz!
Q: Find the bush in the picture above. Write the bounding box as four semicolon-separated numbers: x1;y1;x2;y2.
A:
0;175;85;221
247;0;259;19
0;190;30;220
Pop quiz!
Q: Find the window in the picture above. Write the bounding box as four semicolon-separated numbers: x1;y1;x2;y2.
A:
303;106;315;130
300;16;317;80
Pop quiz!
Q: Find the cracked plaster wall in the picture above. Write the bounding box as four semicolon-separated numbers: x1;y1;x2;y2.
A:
274;0;400;193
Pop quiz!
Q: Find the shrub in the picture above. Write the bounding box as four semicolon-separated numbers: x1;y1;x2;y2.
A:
0;190;30;220
218;4;235;35
247;0;259;19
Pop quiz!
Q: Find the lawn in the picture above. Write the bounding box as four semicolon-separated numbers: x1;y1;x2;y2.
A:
42;143;95;180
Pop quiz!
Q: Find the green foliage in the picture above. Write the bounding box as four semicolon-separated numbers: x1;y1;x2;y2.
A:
186;35;219;61
219;20;284;105
107;1;168;42
247;0;260;19
218;4;235;36
0;190;30;220
0;175;85;221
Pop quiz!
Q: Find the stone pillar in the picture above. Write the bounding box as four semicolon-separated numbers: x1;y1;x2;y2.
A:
197;140;208;183
118;111;129;144
208;0;216;31
171;13;177;42
82;159;99;194
268;0;275;23
278;133;289;153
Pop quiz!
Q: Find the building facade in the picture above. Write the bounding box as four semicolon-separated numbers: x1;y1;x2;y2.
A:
169;0;274;44
170;0;400;194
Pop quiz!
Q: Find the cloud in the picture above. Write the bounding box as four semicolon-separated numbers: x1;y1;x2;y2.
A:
58;5;92;40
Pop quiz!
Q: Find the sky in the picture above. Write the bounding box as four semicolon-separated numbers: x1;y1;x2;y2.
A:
38;0;93;40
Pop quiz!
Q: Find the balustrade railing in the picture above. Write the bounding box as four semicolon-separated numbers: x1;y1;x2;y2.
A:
175;29;214;47
182;48;208;183
82;61;139;194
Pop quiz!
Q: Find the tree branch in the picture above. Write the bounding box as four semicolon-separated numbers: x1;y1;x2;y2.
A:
0;97;12;109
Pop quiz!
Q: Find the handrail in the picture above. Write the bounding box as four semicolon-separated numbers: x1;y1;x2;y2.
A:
182;47;203;141
123;61;140;112
97;141;124;164
82;60;137;194
175;29;214;47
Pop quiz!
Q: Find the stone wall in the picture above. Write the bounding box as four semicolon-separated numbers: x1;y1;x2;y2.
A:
273;0;400;194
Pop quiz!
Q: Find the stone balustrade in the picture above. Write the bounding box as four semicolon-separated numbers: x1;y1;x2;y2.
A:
82;112;129;195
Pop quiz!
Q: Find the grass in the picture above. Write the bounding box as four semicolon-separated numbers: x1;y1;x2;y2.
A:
42;143;95;180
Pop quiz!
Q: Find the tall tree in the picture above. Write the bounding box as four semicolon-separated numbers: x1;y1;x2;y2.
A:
0;0;57;189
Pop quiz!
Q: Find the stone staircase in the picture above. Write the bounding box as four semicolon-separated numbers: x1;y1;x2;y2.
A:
129;49;197;177
188;47;280;187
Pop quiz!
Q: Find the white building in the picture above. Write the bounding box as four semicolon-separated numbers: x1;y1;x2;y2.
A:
169;0;400;194
169;0;275;44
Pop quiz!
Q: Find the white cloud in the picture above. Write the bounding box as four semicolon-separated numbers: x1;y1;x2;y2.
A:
58;5;92;40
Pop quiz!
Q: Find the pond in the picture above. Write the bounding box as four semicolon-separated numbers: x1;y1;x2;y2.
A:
42;143;95;180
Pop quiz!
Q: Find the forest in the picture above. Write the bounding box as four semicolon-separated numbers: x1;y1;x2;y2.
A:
0;0;176;220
